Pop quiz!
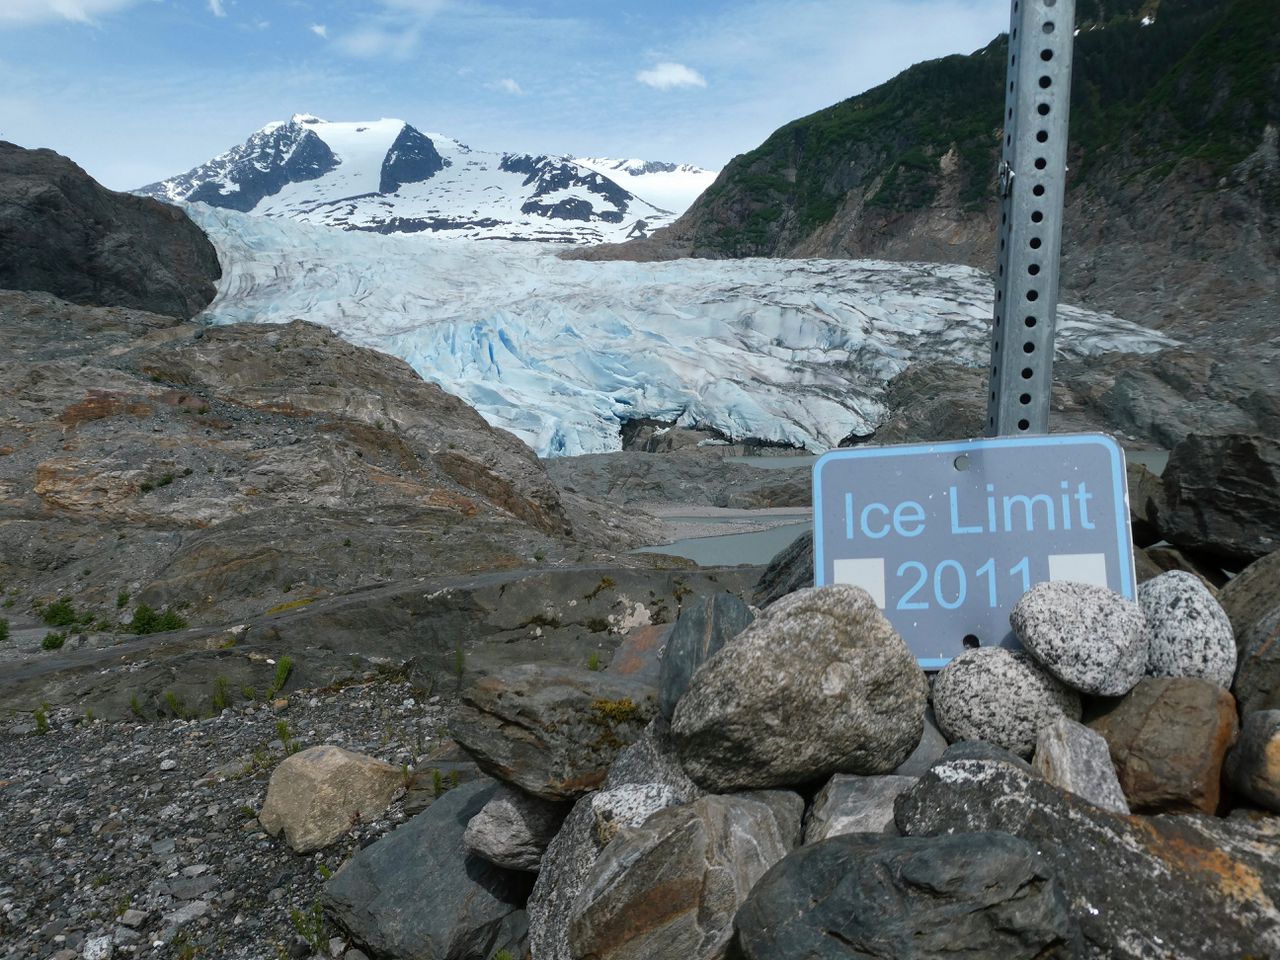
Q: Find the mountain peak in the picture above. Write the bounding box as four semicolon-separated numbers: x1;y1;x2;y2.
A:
291;113;326;125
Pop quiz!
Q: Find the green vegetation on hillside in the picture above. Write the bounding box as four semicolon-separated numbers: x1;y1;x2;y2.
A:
690;0;1276;257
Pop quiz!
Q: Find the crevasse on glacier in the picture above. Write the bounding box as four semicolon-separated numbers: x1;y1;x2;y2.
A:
188;204;1176;458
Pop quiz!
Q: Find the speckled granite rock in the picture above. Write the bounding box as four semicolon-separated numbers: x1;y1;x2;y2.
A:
462;785;571;872
1032;717;1129;813
671;585;926;791
1011;581;1147;696
1224;710;1280;813
1140;570;1236;687
589;783;683;846
932;648;1081;758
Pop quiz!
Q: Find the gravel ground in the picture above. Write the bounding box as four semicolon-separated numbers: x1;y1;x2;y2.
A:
0;678;456;960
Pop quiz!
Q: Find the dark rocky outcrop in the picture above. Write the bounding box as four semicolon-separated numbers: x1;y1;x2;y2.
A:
751;530;812;608
0;141;221;318
379;124;446;194
658;592;754;719
734;831;1080;960
895;754;1280;958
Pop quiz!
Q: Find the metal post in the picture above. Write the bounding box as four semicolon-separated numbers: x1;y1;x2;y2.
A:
986;0;1075;436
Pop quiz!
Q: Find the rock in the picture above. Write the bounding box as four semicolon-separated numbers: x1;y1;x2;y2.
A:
117;909;148;928
936;739;1037;774
890;706;947;776
322;779;531;960
1010;580;1148;696
1088;677;1239;814
1031;717;1129;813
932;648;1082;758
1235;603;1280;717
0;141;221;318
743;789;804;849
449;665;657;800
1224;710;1280;812
1218;548;1280;650
567;795;793;960
751;531;812;608
803;774;917;842
671;585;926;790
528;725;701;960
603;717;704;802
1127;460;1165;548
734;830;1078;960
589;783;683;846
1140;570;1236;687
462;785;571;872
1158;434;1280;564
658;592;754;720
607;623;670;684
258;745;403;853
895;753;1280;958
82;935;113;960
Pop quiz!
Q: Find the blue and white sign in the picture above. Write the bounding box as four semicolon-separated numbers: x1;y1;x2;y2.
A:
813;433;1135;668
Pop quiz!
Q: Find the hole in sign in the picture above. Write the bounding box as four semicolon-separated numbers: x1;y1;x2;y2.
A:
1018;418;1031;430
962;634;981;649
1038;103;1051;115
953;454;971;472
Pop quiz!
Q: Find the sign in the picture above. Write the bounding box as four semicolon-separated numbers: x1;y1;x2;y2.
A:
813;433;1135;668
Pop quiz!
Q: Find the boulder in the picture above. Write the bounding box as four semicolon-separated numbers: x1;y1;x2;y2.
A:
568;795;793;960
932;648;1081;758
603;717;705;802
589;783;683;846
1224;710;1280;812
1140;570;1236;687
895;754;1280;959
258;745;403;854
449;665;657;800
751;531;813;608
734;831;1079;960
322;779;531;960
743;789;805;849
463;785;571;872
1158;434;1280;564
1218;548;1280;650
1032;717;1129;813
658;592;754;720
1088;677;1238;814
671;585;926;791
803;774;917;843
1010;580;1148;696
0;141;221;318
1235;603;1280;717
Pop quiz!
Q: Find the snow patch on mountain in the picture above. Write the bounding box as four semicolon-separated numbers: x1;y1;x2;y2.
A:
572;157;718;215
188;204;1177;458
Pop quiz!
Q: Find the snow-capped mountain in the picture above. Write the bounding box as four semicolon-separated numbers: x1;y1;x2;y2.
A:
139;114;683;243
188;204;1176;458
571;157;718;218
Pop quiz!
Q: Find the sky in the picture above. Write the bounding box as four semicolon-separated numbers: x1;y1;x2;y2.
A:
0;0;1012;191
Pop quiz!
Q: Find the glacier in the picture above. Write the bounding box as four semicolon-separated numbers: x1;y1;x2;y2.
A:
189;204;1177;458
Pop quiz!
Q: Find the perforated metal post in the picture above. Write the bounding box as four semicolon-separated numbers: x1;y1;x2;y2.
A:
987;0;1075;437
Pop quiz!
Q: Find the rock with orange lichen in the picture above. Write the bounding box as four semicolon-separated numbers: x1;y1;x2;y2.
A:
895;753;1280;959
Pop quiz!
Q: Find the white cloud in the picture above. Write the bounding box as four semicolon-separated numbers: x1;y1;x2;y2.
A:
207;0;226;17
492;77;523;96
334;25;421;59
636;62;707;90
309;23;327;38
0;0;143;26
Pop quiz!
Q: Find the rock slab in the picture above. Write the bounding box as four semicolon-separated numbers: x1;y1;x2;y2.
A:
895;753;1280;959
734;831;1079;960
322;779;531;960
1233;601;1280;718
671;585;926;790
932;647;1081;758
1032;717;1129;813
1224;709;1280;813
1140;570;1236;687
568;795;793;960
449;664;657;800
1011;580;1147;696
658;592;754;720
803;774;916;843
1089;676;1238;814
258;745;403;854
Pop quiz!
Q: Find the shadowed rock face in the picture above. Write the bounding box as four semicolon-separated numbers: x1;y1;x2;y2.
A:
0;141;221;319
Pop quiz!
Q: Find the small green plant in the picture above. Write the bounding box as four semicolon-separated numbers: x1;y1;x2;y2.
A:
586;651;601;671
289;900;327;952
211;676;230;712
242;684;257;701
42;598;76;627
116;590;129;609
0;618;8;642
342;537;352;547
163;690;186;718
171;930;200;960
275;718;300;754
533;550;546;563
84;708;94;724
1;598;13;608
157;472;175;487
266;656;293;698
401;763;413;787
493;952;516;960
317;862;333;880
34;708;49;734
432;768;446;797
42;632;67;650
129;695;145;719
586;618;610;634
128;604;188;635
